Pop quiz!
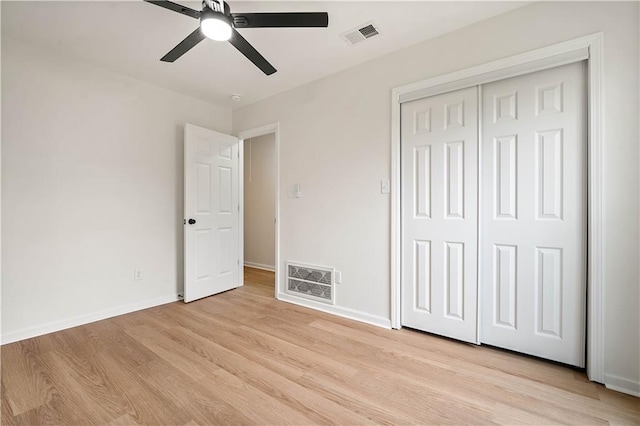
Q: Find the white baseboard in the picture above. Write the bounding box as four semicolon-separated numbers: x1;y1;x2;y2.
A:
277;292;391;329
604;373;640;397
1;294;180;345
244;262;276;272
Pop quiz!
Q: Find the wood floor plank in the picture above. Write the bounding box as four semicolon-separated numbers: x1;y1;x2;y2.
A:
296;368;446;424
124;325;220;381
164;326;375;424
1;341;57;416
107;308;171;334
13;395;90;426
307;318;611;424
39;351;129;424
491;402;558;425
331;363;497;424
106;413;142;426
130;359;256;426
2;267;638;425
170;305;361;380
0;383;17;426
92;354;193;425
138;304;310;381
202;368;319;425
46;326;145;422
80;320;159;370
18;350;111;425
145;300;322;382
327;313;599;398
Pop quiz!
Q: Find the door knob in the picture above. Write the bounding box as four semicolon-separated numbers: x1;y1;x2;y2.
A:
188;218;196;225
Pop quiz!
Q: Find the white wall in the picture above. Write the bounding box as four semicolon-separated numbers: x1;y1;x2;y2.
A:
233;2;640;392
243;133;276;270
1;38;232;342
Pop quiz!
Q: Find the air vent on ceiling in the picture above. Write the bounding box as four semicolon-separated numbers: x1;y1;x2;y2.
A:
341;22;380;45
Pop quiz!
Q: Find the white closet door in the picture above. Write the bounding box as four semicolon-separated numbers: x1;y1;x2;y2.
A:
401;87;479;343
480;62;586;366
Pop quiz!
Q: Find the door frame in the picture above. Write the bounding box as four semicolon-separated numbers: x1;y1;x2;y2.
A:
390;33;604;382
237;122;280;299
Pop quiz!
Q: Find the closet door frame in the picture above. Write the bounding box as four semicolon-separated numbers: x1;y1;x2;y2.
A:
391;33;604;382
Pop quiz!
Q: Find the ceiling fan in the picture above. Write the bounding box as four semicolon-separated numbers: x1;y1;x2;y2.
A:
144;0;329;75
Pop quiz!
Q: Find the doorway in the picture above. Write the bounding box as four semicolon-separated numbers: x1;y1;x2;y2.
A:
238;123;280;298
243;133;276;272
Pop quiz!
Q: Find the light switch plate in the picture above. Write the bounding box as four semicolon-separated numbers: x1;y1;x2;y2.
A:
381;179;390;194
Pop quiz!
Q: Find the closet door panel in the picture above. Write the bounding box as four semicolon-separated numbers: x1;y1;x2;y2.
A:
401;86;478;344
480;62;586;367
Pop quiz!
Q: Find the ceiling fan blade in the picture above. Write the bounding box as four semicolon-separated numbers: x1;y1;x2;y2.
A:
228;29;277;75
160;28;206;62
231;12;328;28
144;1;200;19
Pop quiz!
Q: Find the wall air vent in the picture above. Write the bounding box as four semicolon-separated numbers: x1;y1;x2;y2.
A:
286;262;334;304
341;22;380;45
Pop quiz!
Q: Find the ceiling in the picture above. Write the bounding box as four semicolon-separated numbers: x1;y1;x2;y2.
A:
2;1;528;110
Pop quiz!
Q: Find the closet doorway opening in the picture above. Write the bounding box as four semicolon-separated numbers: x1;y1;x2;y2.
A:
391;33;604;382
400;61;587;367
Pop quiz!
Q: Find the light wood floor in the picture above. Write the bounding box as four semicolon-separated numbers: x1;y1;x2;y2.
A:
2;267;638;425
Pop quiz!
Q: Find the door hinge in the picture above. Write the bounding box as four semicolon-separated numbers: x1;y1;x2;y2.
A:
238;205;240;212
237;259;240;265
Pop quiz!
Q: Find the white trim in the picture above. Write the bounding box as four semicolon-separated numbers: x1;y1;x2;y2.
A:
238;135;245;288
390;33;604;382
1;294;180;345
475;84;483;345
244;261;276;272
398;48;589;104
278;292;391;329
390;90;401;329
585;33;605;384
236;122;280;301
604;374;640;397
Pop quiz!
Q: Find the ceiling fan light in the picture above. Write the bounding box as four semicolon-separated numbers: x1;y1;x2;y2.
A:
201;13;232;41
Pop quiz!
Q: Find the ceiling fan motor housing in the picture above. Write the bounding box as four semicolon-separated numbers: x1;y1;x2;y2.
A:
199;4;233;41
203;0;230;16
200;7;232;26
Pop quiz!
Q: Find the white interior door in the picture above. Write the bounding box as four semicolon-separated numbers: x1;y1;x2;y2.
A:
401;86;479;344
480;62;586;366
184;123;240;303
